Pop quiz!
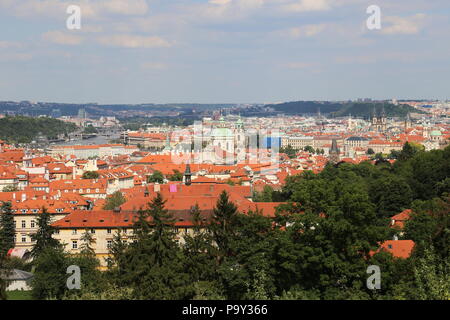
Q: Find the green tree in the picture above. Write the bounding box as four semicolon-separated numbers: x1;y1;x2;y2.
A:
370;176;413;218
168;170;183;181
183;204;216;283
30;207;61;259
209;191;239;260
413;246;449;300
0;202;15;256
81;171;99;179
119;193;193;299
103;191;126;210
147;170;164;184
2;186;18;192
304;145;315;154
279;145;297;158
31;247;69;300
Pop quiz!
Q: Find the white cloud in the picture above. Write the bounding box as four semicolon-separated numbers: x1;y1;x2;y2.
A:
277;24;327;38
382;14;427;35
281;0;332;13
0;0;149;18
98;34;172;48
42;31;84;45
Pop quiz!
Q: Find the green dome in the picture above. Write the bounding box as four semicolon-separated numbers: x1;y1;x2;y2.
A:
430;130;442;136
211;127;233;137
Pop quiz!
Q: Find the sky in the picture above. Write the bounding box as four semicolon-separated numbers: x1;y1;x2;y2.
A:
0;0;449;104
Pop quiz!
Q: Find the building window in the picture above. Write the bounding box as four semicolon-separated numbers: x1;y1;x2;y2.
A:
22;236;26;243
21;220;26;228
31;220;35;228
54;229;60;235
90;229;95;234
107;240;112;249
72;229;77;235
72;241;78;249
107;229;112;234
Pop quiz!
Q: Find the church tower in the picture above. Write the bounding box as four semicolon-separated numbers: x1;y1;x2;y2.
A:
184;163;192;186
328;139;340;164
404;113;412;132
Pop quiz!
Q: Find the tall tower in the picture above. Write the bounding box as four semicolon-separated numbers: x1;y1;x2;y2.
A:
404;113;412;132
328;139;340;164
184;163;192;186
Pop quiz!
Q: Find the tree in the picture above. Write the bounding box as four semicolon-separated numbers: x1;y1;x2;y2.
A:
279;145;297;159
367;148;375;155
30;207;61;259
209;191;239;261
83;125;98;134
103;191;126;210
370;176;413;218
398;142;420;161
81;171;99;179
31;246;69;300
147;170;164;184
79;229;96;257
0;202;15;256
168;170;183;181
119;193;193;299
2;186;18;192
304;145;315;154
183;204;216;283
253;185;274;202
413;246;449;300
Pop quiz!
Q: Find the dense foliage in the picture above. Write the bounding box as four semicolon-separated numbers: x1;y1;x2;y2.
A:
0;116;77;143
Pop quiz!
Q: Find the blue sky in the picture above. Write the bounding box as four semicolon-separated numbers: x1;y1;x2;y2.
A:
0;0;449;104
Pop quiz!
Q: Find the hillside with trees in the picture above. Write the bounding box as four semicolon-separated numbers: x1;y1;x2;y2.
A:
0;116;77;143
265;101;422;118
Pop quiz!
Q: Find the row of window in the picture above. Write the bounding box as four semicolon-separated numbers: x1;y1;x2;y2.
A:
15;220;36;229
15;208;64;214
71;239;128;250
62;188;100;193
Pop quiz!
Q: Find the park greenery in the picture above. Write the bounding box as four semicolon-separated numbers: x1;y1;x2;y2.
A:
0;116;78;143
81;171;100;179
0;143;448;300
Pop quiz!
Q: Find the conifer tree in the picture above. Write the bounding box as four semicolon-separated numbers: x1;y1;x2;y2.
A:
121;193;193;299
31;207;61;259
183;203;216;282
0;202;15;256
209;191;239;260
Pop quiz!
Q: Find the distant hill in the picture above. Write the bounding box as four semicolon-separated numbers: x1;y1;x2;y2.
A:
265;101;342;115
0;116;78;143
265;101;422;118
331;102;423;118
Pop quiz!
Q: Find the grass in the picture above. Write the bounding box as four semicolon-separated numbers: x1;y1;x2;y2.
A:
6;290;34;300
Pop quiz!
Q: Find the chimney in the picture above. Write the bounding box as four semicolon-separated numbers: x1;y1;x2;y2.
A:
113;207;121;213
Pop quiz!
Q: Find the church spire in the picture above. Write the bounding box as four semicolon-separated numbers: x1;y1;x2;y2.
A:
184;163;192;186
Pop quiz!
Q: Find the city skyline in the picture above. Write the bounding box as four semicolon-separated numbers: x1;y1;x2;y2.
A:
1;0;449;104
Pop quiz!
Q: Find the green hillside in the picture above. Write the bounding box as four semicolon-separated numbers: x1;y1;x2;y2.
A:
331;102;423;118
266;101;423;118
0;116;78;143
